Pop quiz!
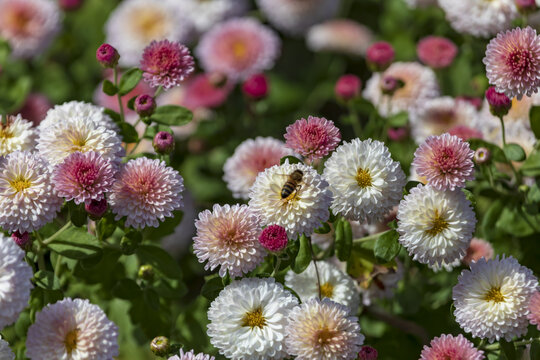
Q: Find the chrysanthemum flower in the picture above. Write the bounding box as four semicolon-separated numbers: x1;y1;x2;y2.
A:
223;137;292;200
453;256;538;342
0;234;33;330
417;36;458;69
397;184;476;268
140;40;195;89
26;298;119;359
256;0;341;35
105;0;192;67
420;334;484;360
249;161;333;239
0;0;61;58
286;298;364;360
284;116;341;163
193;204;265;277
285;261;360;311
109;158;184;229
462;238;495;266
196;18;280;81
168;349;215;360
323;139;406;223
363;62;439;117
174;0;247;34
484;27;540;100
412;133;475;191
0;151;63;233
306;19;373;56
0;114;35;156
438;0;518;38
259;224;288;252
52;151;116;205
409;97;479;143
528;291;540;330
208;278;298;360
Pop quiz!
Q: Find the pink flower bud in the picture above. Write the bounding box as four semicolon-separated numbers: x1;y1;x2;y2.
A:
335;74;361;101
153;131;175;155
417;36;458;69
12;231;31;251
359;345;378;360
134;94;156;117
242;73;269;100
259;225;288;252
387;127;408;141
485;86;512;118
96;44;120;68
85;198;108;219
515;0;538;13
366;42;395;71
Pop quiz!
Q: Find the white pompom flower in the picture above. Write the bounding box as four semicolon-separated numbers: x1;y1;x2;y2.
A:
0;114;35;156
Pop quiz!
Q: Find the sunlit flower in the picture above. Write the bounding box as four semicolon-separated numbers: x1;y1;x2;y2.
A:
420;334;484;360
259;224;288;252
0;114;35;156
306;19;373;56
462;238;495;266
284;116;341;163
140;40;194;89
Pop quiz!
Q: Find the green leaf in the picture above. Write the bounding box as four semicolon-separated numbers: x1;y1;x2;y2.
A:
201;276;224;301
291;235;312;274
97;213;116;241
280;156;302;165
405;181;420;194
521;150;540;176
48;227;102;259
102;79;118;96
386;111;408;127
336;220;353;261
150;105;193;126
529;106;540;139
462;188;476;207
468;138;507;163
127;95;137;111
530;339;540;360
143;210;183;239
503;143;526;162
68;202;87;227
33;271;60;290
314;222;331;234
118;68;143;95
499;339;516;360
143;124;173;139
104;108;121;123
136;245;182;279
374;230;401;263
112;279;141;300
481;200;504;241
118;122;139;143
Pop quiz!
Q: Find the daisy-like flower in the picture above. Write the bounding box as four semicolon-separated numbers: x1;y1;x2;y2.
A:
462;238;495;266
173;0;248;34
140;40;195;89
105;0;192;67
397;184;476;268
0;336;14;360
438;0;518;38
256;0;341;36
284;116;341;163
207;277;299;360
109;158;183;229
0;0;61;59
412;133;475;191
528;291;540;330
286;261;360;311
420;334;485;360
193;204;265;277
0;114;35;156
453;256;538;342
363;62;439;117
286;298;364;360
484;27;540;100
39;101;118;132
26;298;119;359
0;151;63;233
306;19;373;56
223;137;292;200
169;349;215;360
409;97;479;143
52;151;116;205
323;139;406;223
249;161;333;239
0;234;33;330
196;18;281;81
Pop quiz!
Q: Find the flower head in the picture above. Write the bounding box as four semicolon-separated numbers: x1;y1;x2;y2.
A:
26;298;119;359
134;94;156;117
417;36;458;69
176;0;248;34
359;346;378;360
193;204;265;277
527;291;540;330
85;198;108;219
0;336;14;360
366;42;395;71
484;27;540;100
284;116;341;162
96;43;119;68
242;73;269;100
462;238;495;266
286;298;364;360
153;131;174;155
259;225;288;252
448;125;484;141
208;278;298;360
306;19;373;56
453;256;538;342
412;133;475;191
485;86;512;117
140;40;195;89
420;334;484;360
335;74;362;101
109;158;184;229
0;114;35;156
169;349;215;360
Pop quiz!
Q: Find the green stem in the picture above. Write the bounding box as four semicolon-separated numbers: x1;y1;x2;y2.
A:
154;85;163;98
113;67;126;123
353;230;390;244
498;115;507;148
37;252;46;271
484;338;540;351
309;238;322;300
54;254;62;279
348;102;362;138
270;256;282;278
43;221;72;246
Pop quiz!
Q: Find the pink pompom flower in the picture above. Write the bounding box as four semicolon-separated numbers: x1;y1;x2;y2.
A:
52;151;116;205
417;36;458;69
259;224;288;252
284;116;341;162
484;26;540;100
420;334;484;360
366;41;395;71
528;291;540;330
242;73;269;100
412;133;475;191
140;39;195;89
462;238;495;266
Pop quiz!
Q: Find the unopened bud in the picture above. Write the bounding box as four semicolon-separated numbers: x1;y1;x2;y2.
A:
59;0;83;11
150;336;170;357
153;131;175;155
485;86;511;118
335;74;361;101
96;44;120;68
85;198;108;220
242;73;269;100
366;42;395;72
515;0;538;14
359;345;378;360
12;231;31;251
138;265;155;281
134;94;156;117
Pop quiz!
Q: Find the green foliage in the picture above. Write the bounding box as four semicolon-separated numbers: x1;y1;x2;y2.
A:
150;105;193;126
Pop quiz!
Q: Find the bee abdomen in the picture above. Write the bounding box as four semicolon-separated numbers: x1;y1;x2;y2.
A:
281;181;297;198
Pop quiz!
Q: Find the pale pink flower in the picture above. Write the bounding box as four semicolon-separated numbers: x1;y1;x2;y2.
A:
181;73;233;110
412;133;475;190
306;19;374;56
484;26;540;100
109;158;184;229
528;291;540;330
284;116;341;162
462;238;495;266
140;40;195;89
448;125;483;140
52;151;116;205
196;18;280;81
417;36;458;69
420;334;484;360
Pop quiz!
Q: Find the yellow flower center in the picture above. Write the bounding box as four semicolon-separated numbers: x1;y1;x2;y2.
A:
64;329;79;354
425;210;448;236
9;175;31;192
0;126;13;139
320;282;334;299
484;287;505;303
242;307;266;329
133;9;167;41
355;168;372;188
232;41;248;59
316;327;336;345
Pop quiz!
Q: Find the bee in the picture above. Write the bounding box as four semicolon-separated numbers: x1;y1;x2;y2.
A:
280;169;303;201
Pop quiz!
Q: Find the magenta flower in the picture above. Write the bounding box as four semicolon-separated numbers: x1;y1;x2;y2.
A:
242;73;269;100
412;133;475;191
358;345;378;360
420;334;484;360
52;151;116;205
366;41;395;71
140;40;195;89
484;26;540;100
259;225;288;252
96;43;119;68
417;36;458;69
528;291;540;330
485;86;512;117
284;116;341;162
335;74;362;101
